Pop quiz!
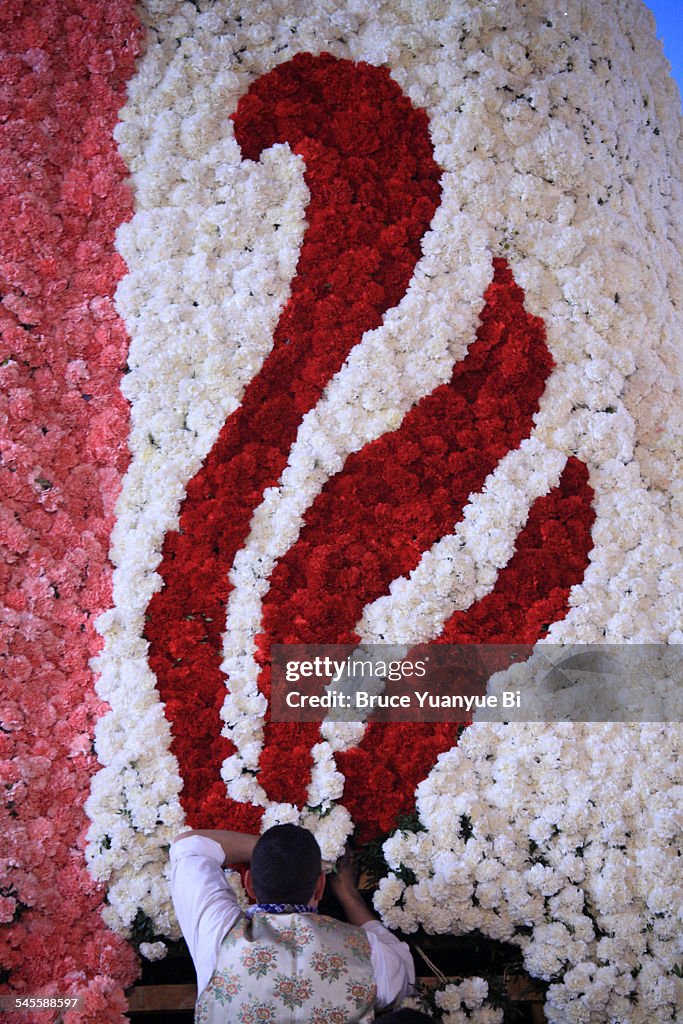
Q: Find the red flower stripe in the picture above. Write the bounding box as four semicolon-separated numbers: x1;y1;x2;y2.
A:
256;257;554;805
0;0;142;1006
145;53;442;827
436;457;595;645
338;456;595;839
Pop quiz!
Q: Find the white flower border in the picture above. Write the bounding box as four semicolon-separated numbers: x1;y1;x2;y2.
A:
85;2;681;996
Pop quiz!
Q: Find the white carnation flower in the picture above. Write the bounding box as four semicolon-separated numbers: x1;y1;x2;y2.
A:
139;941;167;961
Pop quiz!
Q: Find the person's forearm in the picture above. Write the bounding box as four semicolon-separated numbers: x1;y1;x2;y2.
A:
173;829;258;864
334;885;376;926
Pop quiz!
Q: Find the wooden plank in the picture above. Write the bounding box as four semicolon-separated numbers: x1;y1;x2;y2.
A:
531;1004;548;1024
127;984;197;1012
504;974;546;1003
127;976;546;1016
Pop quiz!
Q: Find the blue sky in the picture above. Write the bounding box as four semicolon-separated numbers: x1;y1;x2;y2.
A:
647;0;683;101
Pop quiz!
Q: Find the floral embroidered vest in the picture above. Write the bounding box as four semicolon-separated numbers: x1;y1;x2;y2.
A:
195;911;376;1023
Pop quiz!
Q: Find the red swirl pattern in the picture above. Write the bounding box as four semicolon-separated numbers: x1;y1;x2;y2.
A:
145;53;595;833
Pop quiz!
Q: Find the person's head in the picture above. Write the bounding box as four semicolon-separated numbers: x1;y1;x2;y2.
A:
245;824;324;905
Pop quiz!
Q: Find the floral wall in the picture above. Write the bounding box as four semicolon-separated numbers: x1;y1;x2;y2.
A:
1;0;681;1021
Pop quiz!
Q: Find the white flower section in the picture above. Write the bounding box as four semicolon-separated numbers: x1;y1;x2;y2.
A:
138;941;168;962
85;0;682;967
375;722;683;1022
435;978;503;1024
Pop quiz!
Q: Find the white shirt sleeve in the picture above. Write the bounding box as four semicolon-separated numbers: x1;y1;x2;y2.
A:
363;919;415;1009
169;835;243;996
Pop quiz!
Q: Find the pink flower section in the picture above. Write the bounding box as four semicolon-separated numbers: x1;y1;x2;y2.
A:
0;1;143;1020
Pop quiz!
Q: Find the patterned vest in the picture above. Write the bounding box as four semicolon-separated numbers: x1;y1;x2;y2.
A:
195;911;376;1024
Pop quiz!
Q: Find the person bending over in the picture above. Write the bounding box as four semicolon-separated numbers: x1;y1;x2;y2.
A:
171;823;414;1022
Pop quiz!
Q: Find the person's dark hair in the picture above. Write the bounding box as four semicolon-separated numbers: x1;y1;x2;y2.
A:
250;824;322;904
379;1011;436;1022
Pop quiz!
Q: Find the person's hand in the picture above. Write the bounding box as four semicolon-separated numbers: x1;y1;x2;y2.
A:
329;846;375;925
329;846;361;899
